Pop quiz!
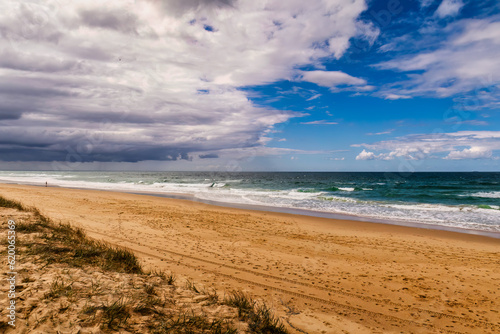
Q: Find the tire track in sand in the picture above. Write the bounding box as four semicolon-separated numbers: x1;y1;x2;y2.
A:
86;229;498;334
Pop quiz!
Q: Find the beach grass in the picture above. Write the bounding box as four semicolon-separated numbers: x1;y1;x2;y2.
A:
0;194;289;333
0;196;25;211
224;291;288;334
2;195;143;274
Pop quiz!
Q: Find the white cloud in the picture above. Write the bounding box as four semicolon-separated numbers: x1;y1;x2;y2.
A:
0;0;374;163
306;93;321;101
356;149;377;160
298;70;372;92
445;147;492;160
384;93;411;100
367;129;394;135
461;120;489;126
300;120;338;125
435;0;464;18
299;70;366;88
375;17;500;104
419;0;436;8
202;146;344;158
354;131;500;161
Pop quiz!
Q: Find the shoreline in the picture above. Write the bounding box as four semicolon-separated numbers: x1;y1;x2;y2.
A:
1;183;499;333
1;179;499;239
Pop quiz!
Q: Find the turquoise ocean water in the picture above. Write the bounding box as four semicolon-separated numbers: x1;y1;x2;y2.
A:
0;171;499;235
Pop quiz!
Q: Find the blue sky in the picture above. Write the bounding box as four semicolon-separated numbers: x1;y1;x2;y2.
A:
0;0;499;171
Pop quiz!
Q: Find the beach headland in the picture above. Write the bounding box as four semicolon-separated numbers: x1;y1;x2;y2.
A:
1;183;499;333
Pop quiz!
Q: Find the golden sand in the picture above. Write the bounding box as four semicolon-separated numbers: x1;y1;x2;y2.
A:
1;183;499;333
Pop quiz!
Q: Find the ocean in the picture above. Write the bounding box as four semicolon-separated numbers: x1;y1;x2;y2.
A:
1;171;499;235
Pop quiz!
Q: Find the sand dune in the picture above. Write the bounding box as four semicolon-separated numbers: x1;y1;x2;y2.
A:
1;183;499;333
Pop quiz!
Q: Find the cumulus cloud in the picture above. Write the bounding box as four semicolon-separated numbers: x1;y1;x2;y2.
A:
375;16;500;104
355;149;377;160
354;131;500;160
445;147;492;160
0;0;374;163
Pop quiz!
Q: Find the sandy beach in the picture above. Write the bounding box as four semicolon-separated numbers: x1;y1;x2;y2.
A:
1;183;499;333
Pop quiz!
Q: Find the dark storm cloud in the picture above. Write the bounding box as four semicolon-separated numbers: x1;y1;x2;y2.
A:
0;148;67;162
73;147;193;163
0;146;192;163
0;0;368;166
0;106;24;120
199;153;218;159
0;130;63;148
0;141;50;148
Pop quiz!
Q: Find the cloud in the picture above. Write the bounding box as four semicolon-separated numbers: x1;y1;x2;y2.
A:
419;0;436;8
0;0;373;163
384;93;411;100
306;93;321;101
211;146;346;159
79;7;139;33
199;153;219;159
375;17;500;105
366;129;394;135
435;0;464;18
299;70;367;89
300;120;338;125
461;120;489;126
0;50;78;72
444;146;492;159
356;149;377;160
354;131;500;160
152;0;236;16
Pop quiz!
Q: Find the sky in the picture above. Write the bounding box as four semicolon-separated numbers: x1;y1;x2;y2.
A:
0;0;499;172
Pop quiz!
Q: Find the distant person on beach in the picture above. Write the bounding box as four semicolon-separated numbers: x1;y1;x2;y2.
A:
45;182;47;187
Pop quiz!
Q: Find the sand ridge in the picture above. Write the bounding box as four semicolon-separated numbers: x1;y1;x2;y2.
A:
1;184;499;333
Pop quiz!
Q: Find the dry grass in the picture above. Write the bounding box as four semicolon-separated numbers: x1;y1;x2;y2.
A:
0;195;289;333
152;310;238;334
224;292;288;334
11;199;143;274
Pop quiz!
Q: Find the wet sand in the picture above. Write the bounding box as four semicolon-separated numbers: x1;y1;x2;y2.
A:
1;183;499;333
